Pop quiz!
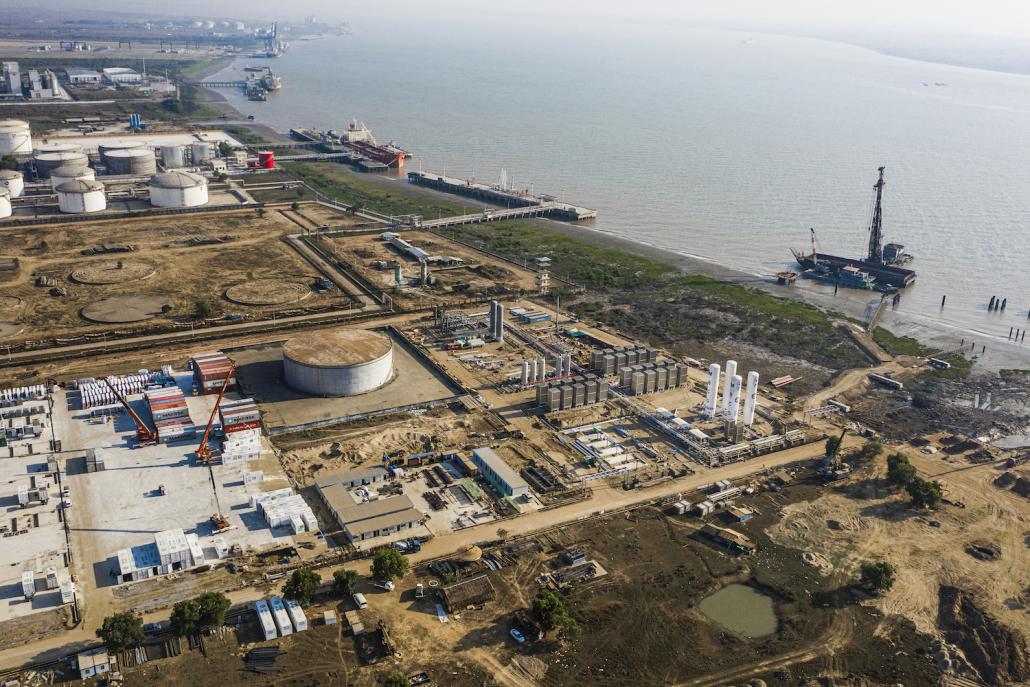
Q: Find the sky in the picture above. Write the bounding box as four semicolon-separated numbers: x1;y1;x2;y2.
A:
20;0;1030;37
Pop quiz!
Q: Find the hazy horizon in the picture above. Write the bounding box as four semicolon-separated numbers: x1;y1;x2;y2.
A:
12;1;1030;38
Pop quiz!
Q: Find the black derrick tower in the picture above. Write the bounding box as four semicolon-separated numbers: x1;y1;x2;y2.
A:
866;166;886;264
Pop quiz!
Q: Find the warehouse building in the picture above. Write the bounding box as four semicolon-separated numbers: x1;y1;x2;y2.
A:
66;68;102;86
470;447;529;498
102;67;142;85
319;491;423;542
315;466;389;492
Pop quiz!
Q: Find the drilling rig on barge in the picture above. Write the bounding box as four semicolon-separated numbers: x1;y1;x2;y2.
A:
792;166;916;289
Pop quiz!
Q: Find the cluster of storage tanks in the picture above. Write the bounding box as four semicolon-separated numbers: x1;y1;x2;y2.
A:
0;119;217;217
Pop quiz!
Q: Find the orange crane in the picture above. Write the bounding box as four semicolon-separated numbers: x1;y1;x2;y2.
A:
196;364;235;465
104;378;157;446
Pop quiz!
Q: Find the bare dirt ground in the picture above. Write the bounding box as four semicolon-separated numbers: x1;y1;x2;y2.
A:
0;208;352;342
768;440;1030;685
323;231;538;307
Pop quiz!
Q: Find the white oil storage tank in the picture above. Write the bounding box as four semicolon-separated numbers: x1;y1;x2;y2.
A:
0;119;32;156
34;151;88;178
50;164;95;190
160;145;186;169
56;179;106;214
0;188;11;219
282;329;395;397
0;169;24;197
34;142;84;155
148;170;208;207
98;140;146;157
190;142;213;164
103;147;157;176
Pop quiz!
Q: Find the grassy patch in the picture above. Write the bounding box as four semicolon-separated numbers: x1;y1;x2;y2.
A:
872;327;936;357
282;162;464;218
932;353;973;379
1000;368;1030;382
221;125;270;146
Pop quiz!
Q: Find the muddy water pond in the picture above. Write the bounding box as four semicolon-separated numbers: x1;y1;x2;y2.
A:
699;583;778;638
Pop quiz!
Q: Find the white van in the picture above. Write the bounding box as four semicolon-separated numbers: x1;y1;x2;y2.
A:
353;593;368;610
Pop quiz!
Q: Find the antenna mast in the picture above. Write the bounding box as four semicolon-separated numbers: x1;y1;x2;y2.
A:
867;166;886;264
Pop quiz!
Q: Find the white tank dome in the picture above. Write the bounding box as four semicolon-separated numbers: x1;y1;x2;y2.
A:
0;169;24;198
0;187;11;219
50;164;95;190
148;171;208;207
0;119;32;156
56;179;106;214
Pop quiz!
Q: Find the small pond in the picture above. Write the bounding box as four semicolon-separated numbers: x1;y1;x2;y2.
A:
698;583;778;638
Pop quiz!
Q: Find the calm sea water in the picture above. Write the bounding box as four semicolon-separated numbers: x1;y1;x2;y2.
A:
211;18;1030;363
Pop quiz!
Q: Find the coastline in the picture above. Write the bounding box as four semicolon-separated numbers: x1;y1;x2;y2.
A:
193;55;1028;374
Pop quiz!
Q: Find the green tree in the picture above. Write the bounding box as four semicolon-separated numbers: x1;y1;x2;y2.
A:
217;141;233;157
859;440;884;461
531;589;580;639
170;599;202;636
886;453;917;486
371;548;409;582
196;591;231;628
282;569;321;606
0;154;17;170
97;611;145;651
333;569;359;597
906;477;943;509
859;561;896;594
194;299;211;319
824;434;843;458
382;674;408;687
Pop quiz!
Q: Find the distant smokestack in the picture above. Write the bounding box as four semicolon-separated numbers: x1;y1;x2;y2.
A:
743;371;759;426
705;364;721;419
722;360;737;414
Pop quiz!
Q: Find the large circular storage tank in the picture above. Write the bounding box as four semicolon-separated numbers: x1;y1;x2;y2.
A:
191;142;213;164
34;151;89;178
98;140;146;157
0;188;11;219
103;147;157;176
282;329;394;397
56;179;106;214
148;170;208;207
50;164;95;190
0;119;32;156
34;142;84;155
160;145;186;169
0;169;24;198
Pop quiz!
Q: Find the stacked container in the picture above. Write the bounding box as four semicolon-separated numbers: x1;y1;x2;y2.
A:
145;387;195;443
190;352;236;395
219;398;261;438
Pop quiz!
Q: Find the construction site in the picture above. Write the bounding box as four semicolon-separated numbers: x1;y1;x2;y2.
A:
0;109;1027;687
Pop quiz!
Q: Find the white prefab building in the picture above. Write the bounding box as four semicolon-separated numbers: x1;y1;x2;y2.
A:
77;648;114;679
67;68;102;85
285;598;308;631
155;528;191;568
270;595;293;636
103;67;142;85
148;170;208;207
254;600;277;641
56;179;106;213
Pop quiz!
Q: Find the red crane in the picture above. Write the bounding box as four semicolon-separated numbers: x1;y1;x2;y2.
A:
104;378;157;446
196;364;235;465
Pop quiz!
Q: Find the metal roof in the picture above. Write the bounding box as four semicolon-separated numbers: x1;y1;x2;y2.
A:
149;170;207;189
55;179;104;193
471;447;529;492
343;507;423;538
283;329;392;368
